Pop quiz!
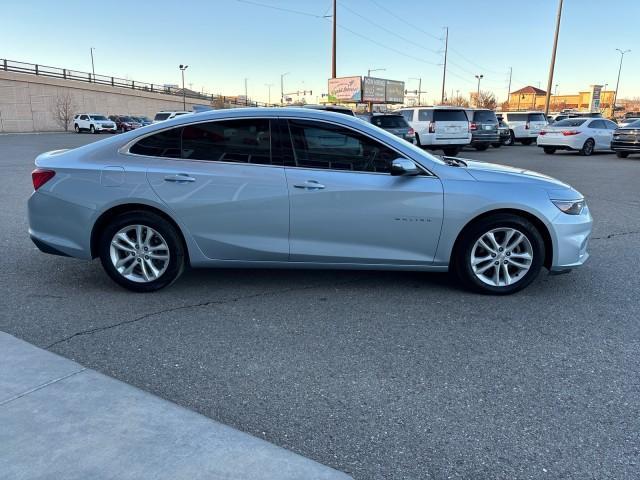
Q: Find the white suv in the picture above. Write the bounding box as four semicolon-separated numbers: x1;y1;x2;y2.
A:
73;114;117;134
495;111;548;145
397;106;471;156
153;111;192;123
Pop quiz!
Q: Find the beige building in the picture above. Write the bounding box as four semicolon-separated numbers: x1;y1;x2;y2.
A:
505;85;615;117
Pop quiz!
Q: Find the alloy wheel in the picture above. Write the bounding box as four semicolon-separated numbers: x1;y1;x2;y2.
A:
470;228;533;287
109;224;170;283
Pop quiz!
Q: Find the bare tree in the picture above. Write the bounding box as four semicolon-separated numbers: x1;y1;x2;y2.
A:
476;91;497;110
449;95;470;107
50;91;75;131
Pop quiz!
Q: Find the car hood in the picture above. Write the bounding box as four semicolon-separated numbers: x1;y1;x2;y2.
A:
462;159;574;191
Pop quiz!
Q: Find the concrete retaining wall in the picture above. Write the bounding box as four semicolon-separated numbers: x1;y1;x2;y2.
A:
0;71;212;132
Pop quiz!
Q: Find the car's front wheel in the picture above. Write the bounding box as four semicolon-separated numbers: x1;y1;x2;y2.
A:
616;151;629;158
74;124;80;133
474;143;489;151
452;214;544;294
99;211;185;292
90;125;96;134
442;147;460;156
492;142;502;148
543;147;556;154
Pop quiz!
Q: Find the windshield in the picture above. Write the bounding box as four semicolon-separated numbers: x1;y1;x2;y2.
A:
372;116;408;128
624;119;640;128
554;119;587;127
91;115;108;121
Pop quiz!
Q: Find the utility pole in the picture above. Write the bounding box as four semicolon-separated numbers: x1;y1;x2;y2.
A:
408;77;425;106
280;72;289;105
441;27;448;104
475;74;483;107
265;83;274;105
612;49;631;119
331;0;337;78
544;0;563;116
367;68;385;77
90;47;95;81
507;66;512;104
179;64;189;111
244;78;248;106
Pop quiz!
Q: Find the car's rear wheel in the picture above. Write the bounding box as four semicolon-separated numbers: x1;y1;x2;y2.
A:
492;142;502;148
99;211;185;292
503;131;515;146
442;147;460;156
543;147;556;154
90;125;96;134
452;214;544;295
521;139;533;146
580;138;595;156
616;151;629;158
474;144;489;151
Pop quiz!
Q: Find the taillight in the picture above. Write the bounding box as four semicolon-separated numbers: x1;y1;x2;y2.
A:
32;168;55;190
562;130;580;136
525;122;530;130
539;130;547;136
429;122;436;133
407;127;415;136
469;122;477;131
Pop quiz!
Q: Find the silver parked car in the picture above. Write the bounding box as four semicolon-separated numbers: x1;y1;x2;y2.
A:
28;108;592;294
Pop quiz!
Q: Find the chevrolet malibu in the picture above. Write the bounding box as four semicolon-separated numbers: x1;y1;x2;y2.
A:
28;108;592;294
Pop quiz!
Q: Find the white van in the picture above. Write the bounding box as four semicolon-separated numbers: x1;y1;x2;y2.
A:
153;111;192;123
398;106;471;156
496;111;548;145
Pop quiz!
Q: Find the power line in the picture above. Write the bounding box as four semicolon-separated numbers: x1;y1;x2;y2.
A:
235;0;325;18
369;0;442;41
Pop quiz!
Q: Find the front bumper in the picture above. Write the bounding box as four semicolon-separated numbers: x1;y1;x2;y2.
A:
611;140;640;152
549;206;592;271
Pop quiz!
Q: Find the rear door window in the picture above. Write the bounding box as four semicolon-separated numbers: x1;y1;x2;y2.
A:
588;120;605;129
181;119;272;165
433;110;468;122
554;119;587;127
130;127;182;158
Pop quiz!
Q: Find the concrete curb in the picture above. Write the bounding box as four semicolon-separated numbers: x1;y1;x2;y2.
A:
0;332;352;480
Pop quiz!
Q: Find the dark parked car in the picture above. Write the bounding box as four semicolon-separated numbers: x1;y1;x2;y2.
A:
465;109;499;150
611;119;640;158
495;116;511;147
108;115;141;132
363;113;415;144
132;116;152;126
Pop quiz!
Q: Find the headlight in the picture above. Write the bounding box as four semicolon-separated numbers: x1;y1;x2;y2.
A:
552;199;585;215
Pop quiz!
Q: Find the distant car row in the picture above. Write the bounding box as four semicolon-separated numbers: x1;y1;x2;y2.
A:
73;111;191;133
537;117;640;158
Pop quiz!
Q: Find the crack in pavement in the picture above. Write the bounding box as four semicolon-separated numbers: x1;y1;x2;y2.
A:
591;231;640;241
45;276;368;350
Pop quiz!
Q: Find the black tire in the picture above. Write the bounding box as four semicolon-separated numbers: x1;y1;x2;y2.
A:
521;139;533;146
491;142;502;148
98;211;185;292
90;125;96;134
543;147;556;154
74;124;80;133
616;151;629;158
415;133;421;147
579;138;595;156
442;147;460;156
503;130;515;146
474;144;490;151
452;213;545;295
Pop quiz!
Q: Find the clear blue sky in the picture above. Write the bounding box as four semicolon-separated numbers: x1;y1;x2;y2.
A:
4;0;639;103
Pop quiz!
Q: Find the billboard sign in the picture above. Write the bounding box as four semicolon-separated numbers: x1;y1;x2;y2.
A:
328;76;362;102
589;84;602;112
362;76;386;102
385;80;405;103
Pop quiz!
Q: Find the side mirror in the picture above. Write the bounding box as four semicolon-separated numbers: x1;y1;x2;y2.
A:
390;158;420;176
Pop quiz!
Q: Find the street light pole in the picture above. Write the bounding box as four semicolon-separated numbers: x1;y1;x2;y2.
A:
441;26;448;104
475;74;483;106
265;83;274;105
409;77;424;106
90;47;95;81
179;64;189;111
612;49;631;119
367;68;385;77
331;0;337;78
244;78;248;106
544;0;563;117
280;72;290;105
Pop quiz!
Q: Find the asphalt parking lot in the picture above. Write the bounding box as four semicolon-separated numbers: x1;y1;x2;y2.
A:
1;132;639;480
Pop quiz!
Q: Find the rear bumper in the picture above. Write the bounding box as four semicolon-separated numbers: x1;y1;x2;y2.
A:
470;132;499;144
537;135;583;150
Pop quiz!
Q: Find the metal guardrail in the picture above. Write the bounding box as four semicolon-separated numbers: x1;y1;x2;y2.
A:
1;58;276;108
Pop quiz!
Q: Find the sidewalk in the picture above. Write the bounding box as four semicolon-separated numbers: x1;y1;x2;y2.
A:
0;332;352;480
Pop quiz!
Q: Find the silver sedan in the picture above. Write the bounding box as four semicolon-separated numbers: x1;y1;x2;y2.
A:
28;108;592;294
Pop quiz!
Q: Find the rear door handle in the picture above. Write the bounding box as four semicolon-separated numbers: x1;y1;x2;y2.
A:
164;174;196;183
293;180;325;190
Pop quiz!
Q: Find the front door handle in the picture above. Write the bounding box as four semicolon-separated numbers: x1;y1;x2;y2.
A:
293;180;325;190
164;174;196;183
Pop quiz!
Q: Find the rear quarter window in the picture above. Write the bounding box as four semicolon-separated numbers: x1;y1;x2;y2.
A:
130;128;182;158
418;109;433;122
154;113;171;121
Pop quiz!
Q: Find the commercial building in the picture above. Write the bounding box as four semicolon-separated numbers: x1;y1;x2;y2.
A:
505;85;615;117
